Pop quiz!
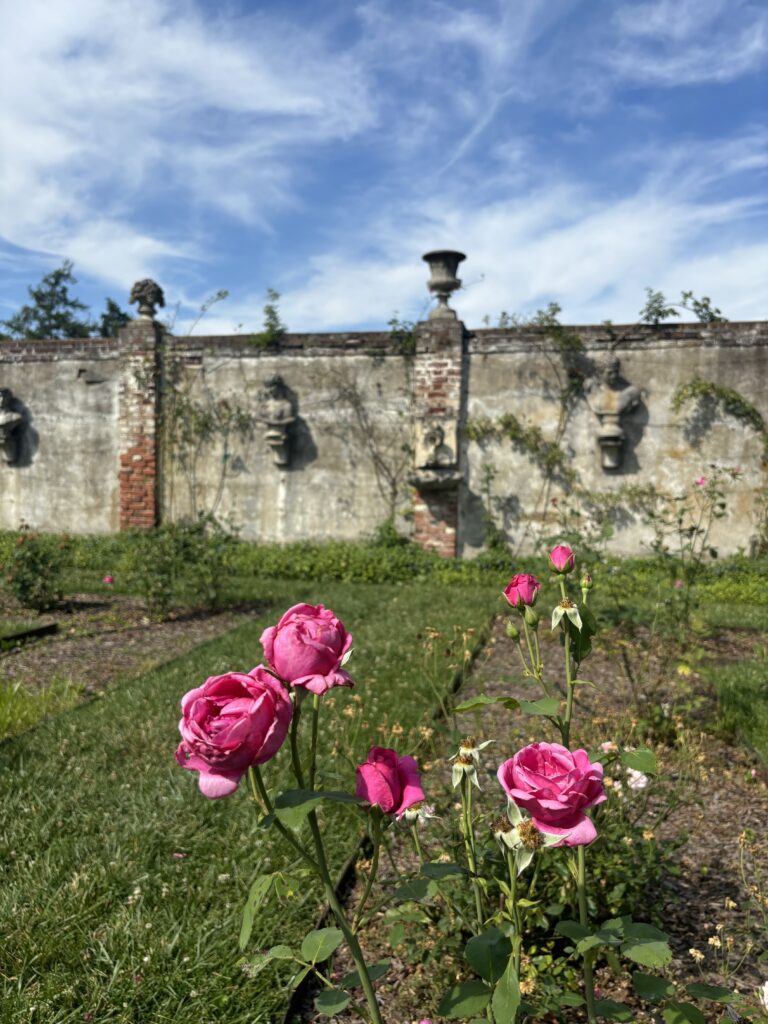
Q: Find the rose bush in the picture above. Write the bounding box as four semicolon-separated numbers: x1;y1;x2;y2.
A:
176;667;292;798
356;746;425;818
503;573;541;609
260;602;353;695
497;742;606;846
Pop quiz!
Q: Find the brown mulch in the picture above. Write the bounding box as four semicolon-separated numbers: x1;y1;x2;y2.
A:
0;592;248;695
296;617;768;1024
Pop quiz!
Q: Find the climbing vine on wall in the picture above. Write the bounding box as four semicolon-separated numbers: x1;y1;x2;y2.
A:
671;376;768;458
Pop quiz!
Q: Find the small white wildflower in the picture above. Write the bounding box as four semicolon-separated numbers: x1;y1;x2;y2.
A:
626;768;649;791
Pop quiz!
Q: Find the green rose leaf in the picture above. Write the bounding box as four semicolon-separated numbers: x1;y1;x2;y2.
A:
519;697;561;717
554;920;591;942
273;789;362;829
633;972;675;1002
267;944;296;960
491;960;521;1020
559;992;586;1007
300;927;344;964
593;998;633;1021
438;980;492;1018
238;873;274;950
393;878;437;903
315;989;351;1015
662;1002;706;1024
453;694;519;713
620;748;658;775
340;959;391;989
684;983;736;1003
621;922;672;967
465;927;512;985
422;862;467;881
289;964;312;990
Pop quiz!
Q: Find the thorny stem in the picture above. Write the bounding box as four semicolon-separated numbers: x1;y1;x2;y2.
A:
308;693;320;790
353;815;381;932
248;766;320;873
289;695;306;789
460;774;485;933
504;849;522;1024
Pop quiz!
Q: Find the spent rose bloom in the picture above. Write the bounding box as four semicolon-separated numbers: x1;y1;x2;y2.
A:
260;603;353;696
503;573;541;610
497;742;606;846
176;667;292;799
355;746;425;819
549;544;575;574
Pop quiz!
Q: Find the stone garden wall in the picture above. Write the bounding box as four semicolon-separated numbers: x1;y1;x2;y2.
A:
1;317;766;556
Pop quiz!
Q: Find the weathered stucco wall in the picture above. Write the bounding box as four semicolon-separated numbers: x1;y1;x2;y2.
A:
1;320;766;555
461;323;768;556
0;339;122;533
163;333;414;542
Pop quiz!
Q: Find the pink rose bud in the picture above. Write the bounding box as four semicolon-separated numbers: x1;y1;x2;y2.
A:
102;574;114;585
694;476;706;486
176;667;292;799
355;747;425;819
497;742;606;846
503;573;541;610
260;603;354;696
549;545;575;574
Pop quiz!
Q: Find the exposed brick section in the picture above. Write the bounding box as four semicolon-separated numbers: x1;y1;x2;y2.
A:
118;320;160;530
412;488;459;558
410;320;465;558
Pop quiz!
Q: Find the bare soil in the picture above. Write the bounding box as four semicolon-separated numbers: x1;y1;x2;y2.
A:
0;592;247;695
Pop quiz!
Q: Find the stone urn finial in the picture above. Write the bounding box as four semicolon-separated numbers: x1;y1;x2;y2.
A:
422;250;466;320
129;279;165;321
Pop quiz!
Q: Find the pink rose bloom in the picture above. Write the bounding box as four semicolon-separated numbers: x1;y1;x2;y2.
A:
355;746;425;819
176;667;292;799
694;476;706;486
497;742;606;846
260;603;353;696
102;574;114;585
503;573;541;609
549;544;575;574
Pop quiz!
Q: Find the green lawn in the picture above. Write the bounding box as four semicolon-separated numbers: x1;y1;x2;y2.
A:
0;578;496;1024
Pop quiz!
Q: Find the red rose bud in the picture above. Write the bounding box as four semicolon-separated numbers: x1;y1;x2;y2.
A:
549;545;575;574
503;573;541;610
580;572;593;591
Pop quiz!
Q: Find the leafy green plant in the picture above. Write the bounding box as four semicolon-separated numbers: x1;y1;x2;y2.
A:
250;288;287;348
639;288;727;325
1;525;68;611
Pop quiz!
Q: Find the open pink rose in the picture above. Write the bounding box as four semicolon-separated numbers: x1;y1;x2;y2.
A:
176;667;292;799
497;742;606;846
260;603;353;696
549;545;575;574
355;747;425;818
503;573;541;609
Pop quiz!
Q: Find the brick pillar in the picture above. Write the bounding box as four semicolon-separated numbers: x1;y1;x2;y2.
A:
411;320;465;557
117;319;161;530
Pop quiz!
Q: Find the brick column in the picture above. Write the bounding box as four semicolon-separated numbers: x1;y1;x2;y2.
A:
117;319;161;530
411;320;465;557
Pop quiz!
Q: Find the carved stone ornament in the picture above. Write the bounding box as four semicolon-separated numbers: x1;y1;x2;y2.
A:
591;355;640;470
129;279;165;320
0;387;22;466
422;250;466;321
257;374;295;467
408;420;463;491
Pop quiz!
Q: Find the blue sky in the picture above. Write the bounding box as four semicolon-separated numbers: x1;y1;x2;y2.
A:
1;0;766;333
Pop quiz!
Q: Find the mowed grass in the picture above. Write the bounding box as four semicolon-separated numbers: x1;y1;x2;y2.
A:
0;578;496;1024
711;648;768;765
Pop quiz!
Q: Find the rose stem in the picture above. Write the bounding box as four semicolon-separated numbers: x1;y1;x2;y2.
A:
504;849;522;1023
353;814;381;932
286;693;384;1023
308;692;320;790
248;766;319;872
577;845;598;1023
558;576;576;748
307;808;385;1024
460;774;485;933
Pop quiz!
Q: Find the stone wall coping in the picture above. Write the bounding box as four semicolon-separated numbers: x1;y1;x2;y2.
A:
2;321;766;364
